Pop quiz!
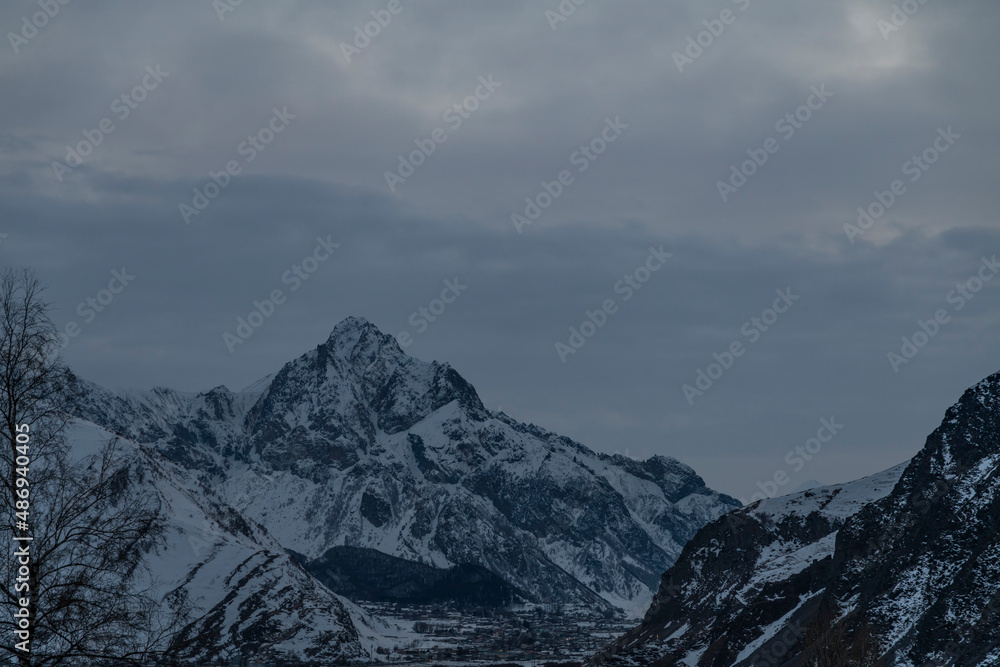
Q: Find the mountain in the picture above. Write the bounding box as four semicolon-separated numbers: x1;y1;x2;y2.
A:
63;420;398;664
292;545;525;607
589;371;1000;666
587;464;907;665
69;316;740;615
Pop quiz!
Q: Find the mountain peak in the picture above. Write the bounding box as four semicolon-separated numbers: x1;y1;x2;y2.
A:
329;314;375;331
908;368;1000;483
326;315;384;344
323;316;405;365
964;369;1000;410
68;319;741;621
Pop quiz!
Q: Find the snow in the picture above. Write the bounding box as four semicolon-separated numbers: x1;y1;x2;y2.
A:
68;315;744;658
751;461;907;522
753;532;838;585
63;418;404;662
679;644;706;666
734;590;820;663
666;622;689;640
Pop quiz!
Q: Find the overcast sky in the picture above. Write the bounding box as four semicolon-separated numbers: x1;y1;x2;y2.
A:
1;0;998;501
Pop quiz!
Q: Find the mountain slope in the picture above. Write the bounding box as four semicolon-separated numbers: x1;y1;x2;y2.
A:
65;420;399;664
587;464;906;665
821;372;1000;665
70;316;739;614
590;371;1000;666
293;545;525;607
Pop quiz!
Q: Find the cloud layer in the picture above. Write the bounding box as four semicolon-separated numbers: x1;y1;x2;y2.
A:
1;0;998;500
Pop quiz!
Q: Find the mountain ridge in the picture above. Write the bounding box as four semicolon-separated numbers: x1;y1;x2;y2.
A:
589;370;1000;666
68;316;739;615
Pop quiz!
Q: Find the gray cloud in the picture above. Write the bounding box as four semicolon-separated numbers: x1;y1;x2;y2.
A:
1;0;998;500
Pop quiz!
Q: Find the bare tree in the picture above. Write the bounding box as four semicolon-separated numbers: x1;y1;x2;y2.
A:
0;268;182;665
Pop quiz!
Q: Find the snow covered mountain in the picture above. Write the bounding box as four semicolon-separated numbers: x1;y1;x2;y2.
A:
69;316;739;615
589;371;1000;666
64;420;398;664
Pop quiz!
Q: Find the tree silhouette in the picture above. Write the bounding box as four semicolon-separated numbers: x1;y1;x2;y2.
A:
798;604;883;667
0;268;182;665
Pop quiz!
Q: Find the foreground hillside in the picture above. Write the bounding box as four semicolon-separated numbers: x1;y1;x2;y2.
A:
590;371;1000;666
65;421;400;663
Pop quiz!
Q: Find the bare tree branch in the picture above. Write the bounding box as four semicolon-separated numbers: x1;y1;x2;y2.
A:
0;268;184;666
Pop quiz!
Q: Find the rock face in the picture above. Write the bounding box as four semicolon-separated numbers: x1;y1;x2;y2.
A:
589;371;1000;666
70;316;739;615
